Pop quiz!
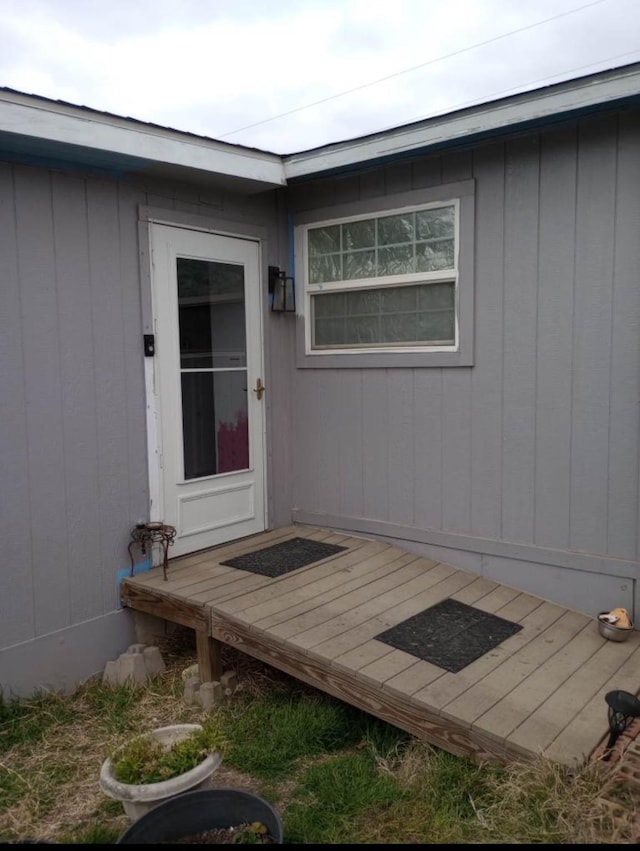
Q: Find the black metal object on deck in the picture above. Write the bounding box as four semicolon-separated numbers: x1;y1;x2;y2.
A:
603;689;640;761
128;521;177;581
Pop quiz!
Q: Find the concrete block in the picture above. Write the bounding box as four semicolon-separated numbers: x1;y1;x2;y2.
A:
102;643;167;688
184;676;201;705
198;681;223;712
102;660;120;687
119;652;148;686
143;646;166;677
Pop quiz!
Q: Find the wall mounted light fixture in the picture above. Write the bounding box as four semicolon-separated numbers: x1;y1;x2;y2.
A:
268;265;296;313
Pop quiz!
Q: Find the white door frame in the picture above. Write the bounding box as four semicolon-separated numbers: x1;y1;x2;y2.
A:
142;218;268;554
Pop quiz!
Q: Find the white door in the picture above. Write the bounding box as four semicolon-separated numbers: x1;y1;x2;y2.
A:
149;224;266;557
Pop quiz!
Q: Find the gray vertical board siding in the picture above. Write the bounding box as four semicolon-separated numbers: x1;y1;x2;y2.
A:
384;162;412;195
318;369;344;514
1;162;291;685
501;136;540;545
533;127;577;551
267;314;296;526
413;368;443;531
14;166;72;636
440;148;473;533
358;168;386;200
51;173;103;621
480;554;634;620
292;369;340;515
0;609;136;699
264;193;295;529
0;164;36;645
86;179;133;612
337;370;364;518
291;347;315;514
387;369;415;524
118;182;150;529
333;174;360;205
411;155;443;190
570;116;616;555
469;143;505;540
362;370;390;520
441;369;472;532
441;149;473;184
607;113;640;561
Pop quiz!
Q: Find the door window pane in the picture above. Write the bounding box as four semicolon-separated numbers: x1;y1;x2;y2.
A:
181;371;249;479
177;258;246;369
177;257;249;480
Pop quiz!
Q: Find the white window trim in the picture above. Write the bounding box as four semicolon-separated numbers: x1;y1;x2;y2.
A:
293;179;475;369
301;198;460;356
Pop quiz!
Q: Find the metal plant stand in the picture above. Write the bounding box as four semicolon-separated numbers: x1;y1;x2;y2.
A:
128;522;177;581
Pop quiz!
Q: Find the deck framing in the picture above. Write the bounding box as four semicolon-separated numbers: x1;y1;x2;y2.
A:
120;526;640;768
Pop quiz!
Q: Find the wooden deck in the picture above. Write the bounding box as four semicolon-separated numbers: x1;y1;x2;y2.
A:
121;525;640;767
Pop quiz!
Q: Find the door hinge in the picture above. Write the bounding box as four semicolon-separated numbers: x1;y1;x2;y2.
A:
144;334;155;357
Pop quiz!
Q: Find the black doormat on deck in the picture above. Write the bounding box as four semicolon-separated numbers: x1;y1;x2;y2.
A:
220;537;348;578
375;598;522;673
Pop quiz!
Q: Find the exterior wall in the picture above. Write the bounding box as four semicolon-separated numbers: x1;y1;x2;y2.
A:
289;110;640;620
0;161;292;696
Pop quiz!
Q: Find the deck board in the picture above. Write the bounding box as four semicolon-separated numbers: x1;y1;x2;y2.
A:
120;524;639;768
475;622;602;740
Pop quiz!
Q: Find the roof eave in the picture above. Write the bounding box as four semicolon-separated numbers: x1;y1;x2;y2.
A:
282;62;640;182
0;89;286;191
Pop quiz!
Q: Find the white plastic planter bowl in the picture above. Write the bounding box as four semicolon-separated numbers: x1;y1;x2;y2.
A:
99;724;223;822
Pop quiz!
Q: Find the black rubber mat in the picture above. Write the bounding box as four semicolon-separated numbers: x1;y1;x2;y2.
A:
375;597;522;673
220;537;348;578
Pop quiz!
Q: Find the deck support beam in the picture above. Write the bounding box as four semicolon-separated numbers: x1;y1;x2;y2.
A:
195;630;223;683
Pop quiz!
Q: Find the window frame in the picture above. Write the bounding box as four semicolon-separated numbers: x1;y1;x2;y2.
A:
293;179;475;369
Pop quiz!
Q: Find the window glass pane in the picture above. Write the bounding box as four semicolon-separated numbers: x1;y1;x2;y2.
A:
381;313;418;343
381;285;418;312
308;225;341;255
309;253;342;284
378;245;415;276
378;213;414;245
314;290;346;316
181;371;249;479
416;311;455;343
416;239;455;272
344;249;376;280
346;289;381;315
343;219;375;250
418;281;455;310
314;316;346;346
344;315;381;344
312;282;455;348
177;258;245;369
416;206;455;239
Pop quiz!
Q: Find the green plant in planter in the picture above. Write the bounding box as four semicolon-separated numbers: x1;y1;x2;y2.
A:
112;719;226;785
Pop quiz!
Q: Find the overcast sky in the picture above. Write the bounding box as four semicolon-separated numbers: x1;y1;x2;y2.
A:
1;0;639;154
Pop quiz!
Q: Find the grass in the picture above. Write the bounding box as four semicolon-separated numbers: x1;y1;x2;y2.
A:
0;629;636;844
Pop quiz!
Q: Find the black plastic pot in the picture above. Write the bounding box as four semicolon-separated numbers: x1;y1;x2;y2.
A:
116;788;283;844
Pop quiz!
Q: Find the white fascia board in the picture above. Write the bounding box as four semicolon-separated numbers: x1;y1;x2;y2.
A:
283;65;640;180
0;92;286;187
